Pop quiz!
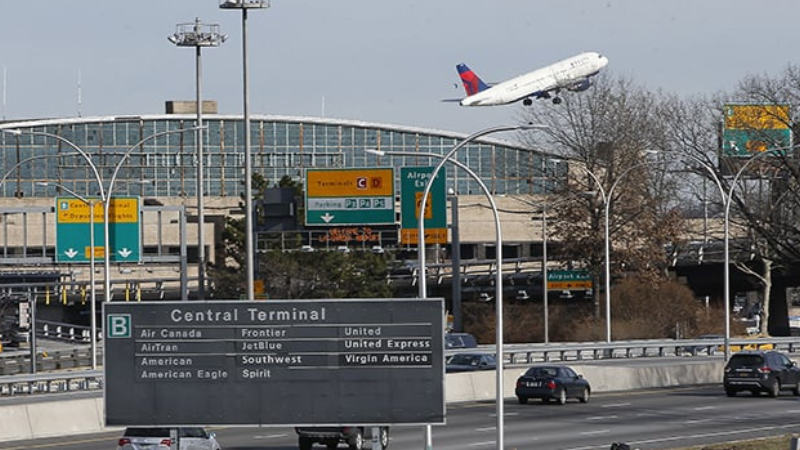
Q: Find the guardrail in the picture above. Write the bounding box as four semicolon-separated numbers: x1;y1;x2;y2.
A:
37;320;93;344
0;369;103;396
2;336;799;397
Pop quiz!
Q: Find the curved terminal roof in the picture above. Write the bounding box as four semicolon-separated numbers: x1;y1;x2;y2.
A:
0;114;564;199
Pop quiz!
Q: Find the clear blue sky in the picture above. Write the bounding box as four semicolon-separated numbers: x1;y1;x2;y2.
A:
1;0;798;134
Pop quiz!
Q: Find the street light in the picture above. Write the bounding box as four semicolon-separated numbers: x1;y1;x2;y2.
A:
1;126;205;305
578;158;666;343
169;18;226;300
372;122;549;450
36;182;100;370
669;148;788;360
220;0;270;301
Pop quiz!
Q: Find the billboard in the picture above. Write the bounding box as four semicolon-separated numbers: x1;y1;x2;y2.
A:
722;104;791;157
104;299;445;426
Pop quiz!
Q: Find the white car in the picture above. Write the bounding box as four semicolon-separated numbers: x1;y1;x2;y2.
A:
116;427;221;450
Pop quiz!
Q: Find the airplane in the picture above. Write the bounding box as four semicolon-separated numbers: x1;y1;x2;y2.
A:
454;52;609;107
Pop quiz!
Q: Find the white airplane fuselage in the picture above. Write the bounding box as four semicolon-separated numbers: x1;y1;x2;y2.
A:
459;52;609;106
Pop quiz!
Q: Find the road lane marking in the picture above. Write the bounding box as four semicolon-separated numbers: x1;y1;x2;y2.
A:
562;421;800;450
468;440;497;447
587;415;618;420
475;427;496;432
580;429;611;436
602;402;631;408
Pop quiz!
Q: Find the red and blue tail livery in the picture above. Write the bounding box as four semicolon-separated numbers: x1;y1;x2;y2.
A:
457;63;490;96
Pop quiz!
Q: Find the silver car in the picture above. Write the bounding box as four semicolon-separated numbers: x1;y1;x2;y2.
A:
116;427;221;450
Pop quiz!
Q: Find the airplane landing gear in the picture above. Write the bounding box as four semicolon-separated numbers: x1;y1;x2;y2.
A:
552;97;562;105
523;98;533;106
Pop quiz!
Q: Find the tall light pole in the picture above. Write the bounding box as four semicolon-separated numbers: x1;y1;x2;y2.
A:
373;123;549;450
220;0;269;300
677;149;786;360
169;18;226;300
36;182;99;370
579;159;666;343
1;126;205;305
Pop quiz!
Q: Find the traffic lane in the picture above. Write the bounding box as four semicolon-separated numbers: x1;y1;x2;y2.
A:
467;385;800;450
3;386;800;450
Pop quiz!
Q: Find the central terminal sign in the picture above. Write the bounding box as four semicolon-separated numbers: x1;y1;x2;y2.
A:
104;299;445;426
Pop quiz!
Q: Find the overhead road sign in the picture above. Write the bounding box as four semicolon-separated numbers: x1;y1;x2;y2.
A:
104;299;445;426
55;196;141;263
400;167;447;245
722;104;791;157
305;168;395;226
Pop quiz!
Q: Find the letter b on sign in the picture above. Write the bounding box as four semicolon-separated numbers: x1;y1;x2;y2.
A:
107;314;131;338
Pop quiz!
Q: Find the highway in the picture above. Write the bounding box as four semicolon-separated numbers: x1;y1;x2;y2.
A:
3;385;800;450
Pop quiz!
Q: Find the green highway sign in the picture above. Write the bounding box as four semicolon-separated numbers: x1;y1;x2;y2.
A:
547;269;592;291
305;168;395;226
400;167;447;244
55;196;141;263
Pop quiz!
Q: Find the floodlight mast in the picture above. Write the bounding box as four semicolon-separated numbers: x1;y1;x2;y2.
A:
168;18;226;299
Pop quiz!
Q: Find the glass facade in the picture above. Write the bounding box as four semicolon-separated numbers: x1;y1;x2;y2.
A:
0;115;564;199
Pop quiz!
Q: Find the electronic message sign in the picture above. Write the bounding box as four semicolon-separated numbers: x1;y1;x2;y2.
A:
104;299;445;426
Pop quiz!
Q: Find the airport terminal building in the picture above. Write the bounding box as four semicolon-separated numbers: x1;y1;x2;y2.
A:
0;112;565;302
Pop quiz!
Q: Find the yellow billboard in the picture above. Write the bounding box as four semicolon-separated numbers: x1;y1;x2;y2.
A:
724;104;789;130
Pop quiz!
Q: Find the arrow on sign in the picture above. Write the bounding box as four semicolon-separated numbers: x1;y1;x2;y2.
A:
321;213;335;223
64;248;78;259
118;248;133;258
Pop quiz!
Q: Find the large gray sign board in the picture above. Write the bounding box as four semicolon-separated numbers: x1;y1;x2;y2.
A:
103;299;445;426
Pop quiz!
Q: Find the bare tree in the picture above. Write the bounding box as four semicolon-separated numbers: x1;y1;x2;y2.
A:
519;74;684;320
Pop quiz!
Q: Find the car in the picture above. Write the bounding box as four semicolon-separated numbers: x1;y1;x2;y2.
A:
723;350;800;397
444;332;477;349
680;334;723;355
116;427;221;450
514;364;591;405
295;426;389;450
445;352;497;373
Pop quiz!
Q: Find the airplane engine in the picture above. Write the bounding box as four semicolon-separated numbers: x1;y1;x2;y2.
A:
567;79;592;92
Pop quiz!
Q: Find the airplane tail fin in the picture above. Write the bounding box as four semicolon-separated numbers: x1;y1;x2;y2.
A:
457;63;490;96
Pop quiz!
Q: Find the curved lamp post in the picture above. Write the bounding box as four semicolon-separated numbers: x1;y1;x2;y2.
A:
677;149;787;360
1;126;205;304
36;182;100;369
579;159;667;343
375;123;549;450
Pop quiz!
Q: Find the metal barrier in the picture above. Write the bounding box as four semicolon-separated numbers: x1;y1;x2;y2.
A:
0;370;103;396
2;336;799;397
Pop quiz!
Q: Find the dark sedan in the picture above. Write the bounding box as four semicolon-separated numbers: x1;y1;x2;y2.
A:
514;364;591;405
445;353;497;373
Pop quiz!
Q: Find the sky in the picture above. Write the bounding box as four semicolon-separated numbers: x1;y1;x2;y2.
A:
1;0;799;134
